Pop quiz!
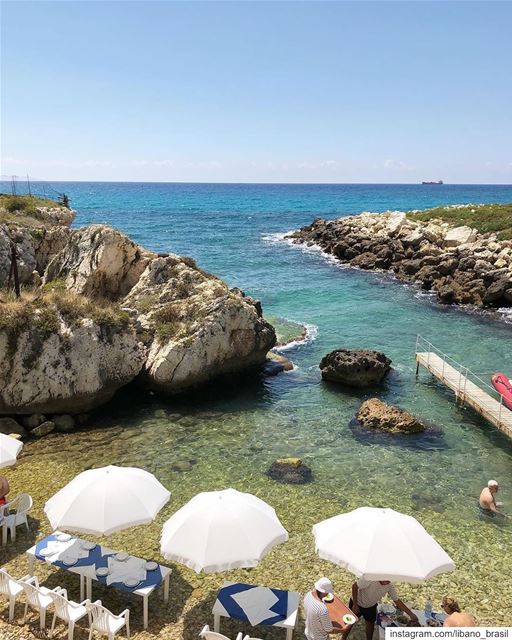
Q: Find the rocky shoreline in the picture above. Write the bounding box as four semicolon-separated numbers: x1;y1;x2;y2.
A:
287;206;512;311
0;196;278;436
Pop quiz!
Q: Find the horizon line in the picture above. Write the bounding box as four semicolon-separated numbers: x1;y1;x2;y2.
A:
1;179;511;187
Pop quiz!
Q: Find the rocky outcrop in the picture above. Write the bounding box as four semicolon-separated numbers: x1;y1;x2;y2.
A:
320;349;392;387
357;398;425;433
287;207;512;310
124;255;275;394
1;207;276;416
0;202;74;286
44;225;155;300
266;458;313;484
0;312;146;414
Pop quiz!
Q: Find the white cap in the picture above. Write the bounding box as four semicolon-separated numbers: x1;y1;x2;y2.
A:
488;480;499;488
315;577;334;594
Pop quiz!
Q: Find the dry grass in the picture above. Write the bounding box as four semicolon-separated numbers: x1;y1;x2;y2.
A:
0;193;64;229
0;286;130;338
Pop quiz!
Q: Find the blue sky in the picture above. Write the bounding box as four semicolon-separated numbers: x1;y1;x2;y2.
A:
1;1;511;183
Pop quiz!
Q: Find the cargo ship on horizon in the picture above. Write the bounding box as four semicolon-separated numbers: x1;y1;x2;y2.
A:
421;180;444;184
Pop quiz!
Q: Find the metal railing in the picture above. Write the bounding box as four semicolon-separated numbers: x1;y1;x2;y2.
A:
416;334;507;423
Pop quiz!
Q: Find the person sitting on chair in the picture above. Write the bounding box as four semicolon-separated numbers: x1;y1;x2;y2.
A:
0;475;9;507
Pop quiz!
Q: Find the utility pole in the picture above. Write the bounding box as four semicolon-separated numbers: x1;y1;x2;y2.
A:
11;175;17;195
27;174;32;196
8;240;21;298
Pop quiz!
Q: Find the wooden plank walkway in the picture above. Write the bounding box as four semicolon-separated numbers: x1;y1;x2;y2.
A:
416;351;512;439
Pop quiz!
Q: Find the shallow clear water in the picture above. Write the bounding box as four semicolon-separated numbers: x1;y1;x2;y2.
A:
2;182;512;629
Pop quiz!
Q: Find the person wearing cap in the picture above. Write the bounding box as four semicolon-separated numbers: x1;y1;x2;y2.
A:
304;578;351;640
348;579;418;640
479;480;504;516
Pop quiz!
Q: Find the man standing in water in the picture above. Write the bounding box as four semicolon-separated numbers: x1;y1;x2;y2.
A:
479;480;505;516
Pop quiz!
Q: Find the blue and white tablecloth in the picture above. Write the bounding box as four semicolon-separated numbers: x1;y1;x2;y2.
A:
35;533;163;593
217;582;289;626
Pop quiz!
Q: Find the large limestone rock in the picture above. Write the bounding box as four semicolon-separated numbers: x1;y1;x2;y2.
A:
32;207;75;227
44;225;155;300
0;202;75;285
357;398;425;433
444;226;477;247
124;255;276;394
320;349;392;387
35;226;72;274
0;225;37;284
0;314;146;414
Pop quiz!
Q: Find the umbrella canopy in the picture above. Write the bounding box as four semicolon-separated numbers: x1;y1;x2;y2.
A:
313;507;455;583
160;488;288;573
0;433;23;469
45;465;170;536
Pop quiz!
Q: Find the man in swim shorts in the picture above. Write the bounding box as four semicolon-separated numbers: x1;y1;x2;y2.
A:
479;480;505;517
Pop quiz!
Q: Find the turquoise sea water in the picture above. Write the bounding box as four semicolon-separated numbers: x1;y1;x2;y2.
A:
3;182;512;628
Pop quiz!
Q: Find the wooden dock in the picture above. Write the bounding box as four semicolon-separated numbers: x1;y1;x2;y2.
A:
416;350;512;439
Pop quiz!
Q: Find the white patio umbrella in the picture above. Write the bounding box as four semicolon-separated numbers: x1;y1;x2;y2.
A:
0;433;23;469
160;488;288;573
313;507;455;583
44;465;170;536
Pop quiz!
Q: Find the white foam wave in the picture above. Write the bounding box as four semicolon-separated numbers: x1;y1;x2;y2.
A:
277;322;319;351
261;231;290;243
497;307;512;323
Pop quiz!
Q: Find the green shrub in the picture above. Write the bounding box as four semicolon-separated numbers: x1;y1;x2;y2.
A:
408;203;512;240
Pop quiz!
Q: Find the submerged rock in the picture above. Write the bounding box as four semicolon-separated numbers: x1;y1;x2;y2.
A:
320;349;392;387
266;458;313;484
263;351;294;376
31;420;55;437
357;398;425;434
411;492;446;513
52;414;76;432
22;414;46;430
0;417;26;436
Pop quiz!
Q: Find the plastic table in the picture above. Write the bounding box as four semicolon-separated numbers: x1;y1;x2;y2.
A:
26;531;171;629
213;581;300;640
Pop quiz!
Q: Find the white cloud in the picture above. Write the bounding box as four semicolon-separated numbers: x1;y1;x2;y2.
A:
383;158;414;171
296;160;338;170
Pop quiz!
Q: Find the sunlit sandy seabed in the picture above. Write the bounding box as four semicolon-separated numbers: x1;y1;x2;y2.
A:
2;363;511;636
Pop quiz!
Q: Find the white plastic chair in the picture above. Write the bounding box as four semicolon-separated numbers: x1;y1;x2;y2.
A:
0;568;25;622
200;625;243;640
19;575;64;630
86;600;130;640
2;493;32;544
49;589;90;640
243;636;263;640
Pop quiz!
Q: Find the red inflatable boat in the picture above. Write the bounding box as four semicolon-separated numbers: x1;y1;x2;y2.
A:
491;373;512;410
